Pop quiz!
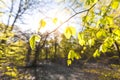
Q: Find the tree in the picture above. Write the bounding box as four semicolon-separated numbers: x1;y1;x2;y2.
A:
64;0;120;65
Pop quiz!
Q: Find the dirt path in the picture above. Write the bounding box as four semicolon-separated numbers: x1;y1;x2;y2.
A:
17;62;120;80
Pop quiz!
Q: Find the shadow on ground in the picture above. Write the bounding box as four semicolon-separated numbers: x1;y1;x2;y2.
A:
17;62;120;80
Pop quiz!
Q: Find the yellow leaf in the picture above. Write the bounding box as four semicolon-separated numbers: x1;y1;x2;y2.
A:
99;37;114;53
11;71;17;77
64;29;71;39
53;18;58;24
7;67;12;71
111;0;119;9
79;40;85;46
70;27;76;36
86;0;98;5
88;38;95;47
99;44;107;53
105;16;113;24
5;71;17;77
78;33;85;46
29;34;41;50
68;50;75;60
75;53;81;60
93;49;100;58
96;29;106;38
113;29;120;36
68;50;81;60
67;60;72;66
64;26;76;39
40;19;46;28
96;20;100;28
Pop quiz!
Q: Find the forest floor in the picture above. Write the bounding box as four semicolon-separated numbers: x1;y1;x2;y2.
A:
16;60;120;80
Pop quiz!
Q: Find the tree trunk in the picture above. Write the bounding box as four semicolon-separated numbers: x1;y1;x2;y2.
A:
25;43;32;66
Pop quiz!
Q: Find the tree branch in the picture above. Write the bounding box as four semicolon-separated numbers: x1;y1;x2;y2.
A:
48;2;97;35
11;0;22;30
4;0;14;33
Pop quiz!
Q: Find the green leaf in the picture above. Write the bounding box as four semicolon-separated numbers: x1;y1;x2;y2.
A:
64;26;76;39
111;0;119;9
78;33;85;46
93;49;100;58
29;34;41;50
67;60;72;66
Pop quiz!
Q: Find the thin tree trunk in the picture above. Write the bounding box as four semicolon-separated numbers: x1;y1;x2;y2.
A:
32;44;40;66
25;43;32;66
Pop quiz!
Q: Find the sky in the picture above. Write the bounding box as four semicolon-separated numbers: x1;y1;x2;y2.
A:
0;0;84;33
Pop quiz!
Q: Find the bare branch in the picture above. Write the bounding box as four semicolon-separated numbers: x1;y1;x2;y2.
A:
4;0;14;33
11;0;22;30
48;2;97;35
